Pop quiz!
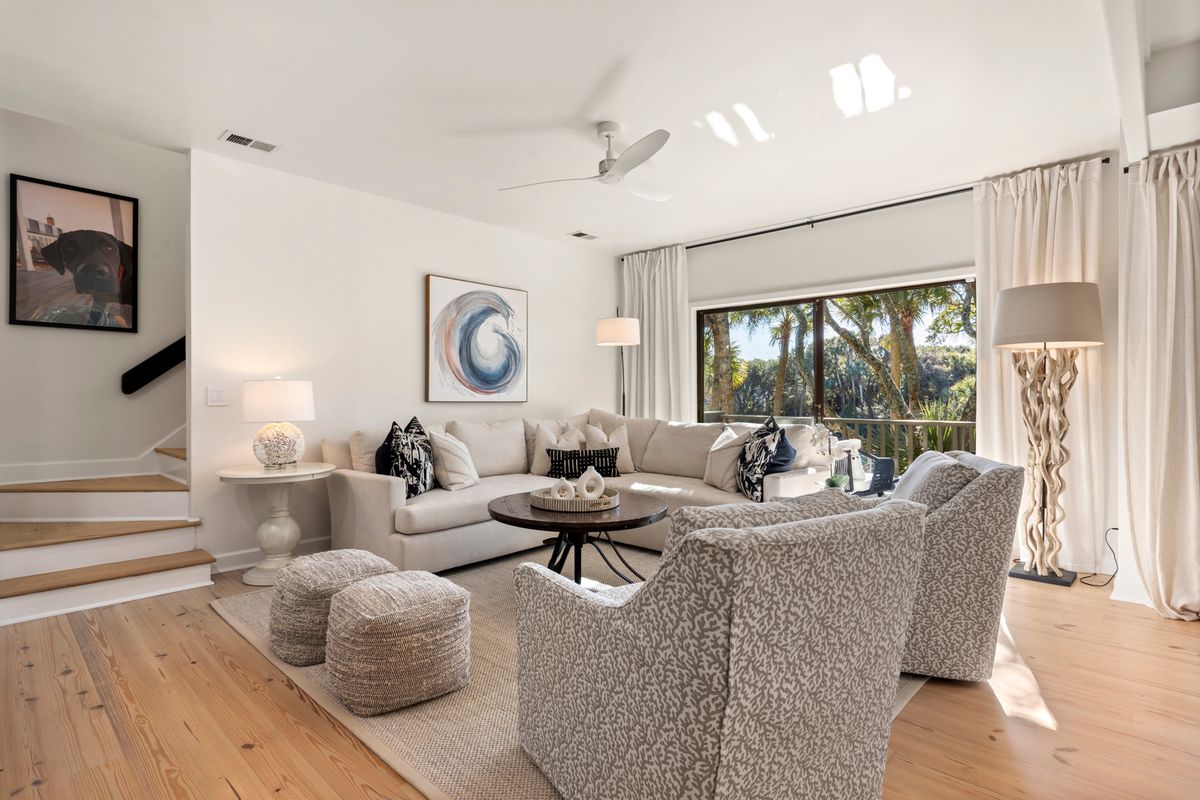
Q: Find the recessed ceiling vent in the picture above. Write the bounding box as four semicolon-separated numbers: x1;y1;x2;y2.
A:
568;231;597;240
219;130;278;153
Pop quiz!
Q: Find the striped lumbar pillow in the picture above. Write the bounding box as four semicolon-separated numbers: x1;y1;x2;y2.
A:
547;447;620;480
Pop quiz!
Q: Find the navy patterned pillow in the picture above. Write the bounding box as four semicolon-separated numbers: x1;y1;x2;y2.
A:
736;417;793;502
547;447;620;479
375;417;435;499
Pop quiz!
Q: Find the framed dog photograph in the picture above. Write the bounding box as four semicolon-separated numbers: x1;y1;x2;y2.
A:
426;274;528;402
9;174;138;332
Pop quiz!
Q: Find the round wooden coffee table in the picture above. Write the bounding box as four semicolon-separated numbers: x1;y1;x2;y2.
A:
487;491;668;585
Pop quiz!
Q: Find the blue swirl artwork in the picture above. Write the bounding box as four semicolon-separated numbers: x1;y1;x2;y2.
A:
428;277;527;401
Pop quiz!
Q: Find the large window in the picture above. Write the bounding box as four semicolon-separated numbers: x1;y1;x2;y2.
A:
698;279;977;466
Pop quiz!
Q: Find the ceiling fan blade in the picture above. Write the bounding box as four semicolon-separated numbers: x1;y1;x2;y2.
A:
605;129;670;180
499;175;600;192
617;178;671;202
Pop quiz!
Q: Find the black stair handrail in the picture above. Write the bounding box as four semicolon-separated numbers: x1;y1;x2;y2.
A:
122;336;185;395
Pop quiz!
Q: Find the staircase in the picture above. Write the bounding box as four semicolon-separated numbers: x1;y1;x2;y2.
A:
0;447;213;626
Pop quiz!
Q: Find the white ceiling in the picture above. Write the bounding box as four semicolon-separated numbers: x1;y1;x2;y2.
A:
0;0;1121;255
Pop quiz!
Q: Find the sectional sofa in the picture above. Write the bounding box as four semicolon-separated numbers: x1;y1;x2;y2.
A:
321;408;828;573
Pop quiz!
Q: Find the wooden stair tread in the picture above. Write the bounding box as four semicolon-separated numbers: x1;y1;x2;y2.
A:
0;519;200;551
0;549;214;599
0;474;187;493
155;447;187;461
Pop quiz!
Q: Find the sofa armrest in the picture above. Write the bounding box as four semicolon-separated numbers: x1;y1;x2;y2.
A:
763;466;828;500
326;469;407;552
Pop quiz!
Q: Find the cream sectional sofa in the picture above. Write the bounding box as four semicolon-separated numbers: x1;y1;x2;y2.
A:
322;408;827;573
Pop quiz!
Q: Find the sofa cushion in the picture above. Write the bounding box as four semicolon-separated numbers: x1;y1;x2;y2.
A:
584;423;635;474
729;422;814;468
703;426;752;492
349;428;389;473
606;472;743;514
736;420;790;502
523;413;589;471
375;418;435;499
428;430;480;491
530;424;585;476
892;450;979;512
639;421;725;479
587;409;662;471
394;474;557;534
446;418;527;478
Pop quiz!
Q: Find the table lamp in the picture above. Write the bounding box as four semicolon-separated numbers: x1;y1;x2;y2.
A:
993;281;1103;586
242;378;315;468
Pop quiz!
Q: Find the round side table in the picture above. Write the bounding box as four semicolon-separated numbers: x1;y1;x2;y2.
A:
217;462;336;586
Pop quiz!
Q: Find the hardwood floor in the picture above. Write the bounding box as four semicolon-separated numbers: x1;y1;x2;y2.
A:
2;571;1197;799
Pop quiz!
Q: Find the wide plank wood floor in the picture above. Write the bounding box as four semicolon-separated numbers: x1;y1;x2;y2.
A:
2;570;1197;799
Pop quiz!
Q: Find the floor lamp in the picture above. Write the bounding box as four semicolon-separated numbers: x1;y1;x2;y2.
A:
596;314;640;416
992;282;1104;587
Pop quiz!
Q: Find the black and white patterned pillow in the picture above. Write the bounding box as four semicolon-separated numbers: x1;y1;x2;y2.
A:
375;417;435;499
736;417;791;502
547;447;620;479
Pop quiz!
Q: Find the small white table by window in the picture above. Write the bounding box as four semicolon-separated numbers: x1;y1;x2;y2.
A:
217;462;336;586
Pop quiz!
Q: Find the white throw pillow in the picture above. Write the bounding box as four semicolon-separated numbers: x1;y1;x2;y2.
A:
523;413;588;470
587;408;661;471
583;424;635;474
428;430;479;490
446;418;526;478
703;426;753;492
530;425;585;476
348;429;389;473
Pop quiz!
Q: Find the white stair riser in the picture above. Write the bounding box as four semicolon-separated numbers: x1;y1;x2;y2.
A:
1;528;198;580
0;563;213;627
157;453;188;481
0;490;190;521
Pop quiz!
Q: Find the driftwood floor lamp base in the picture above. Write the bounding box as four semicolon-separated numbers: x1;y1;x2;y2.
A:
1009;347;1080;587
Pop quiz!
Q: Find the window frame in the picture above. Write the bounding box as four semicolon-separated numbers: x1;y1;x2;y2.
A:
695;277;974;422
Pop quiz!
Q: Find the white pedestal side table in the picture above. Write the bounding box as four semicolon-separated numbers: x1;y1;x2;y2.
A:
217;462;336;586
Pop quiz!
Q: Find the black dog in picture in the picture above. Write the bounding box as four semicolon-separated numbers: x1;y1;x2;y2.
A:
40;230;135;323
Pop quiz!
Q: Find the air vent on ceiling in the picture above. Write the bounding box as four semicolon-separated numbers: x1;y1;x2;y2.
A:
568;231;597;240
219;130;278;153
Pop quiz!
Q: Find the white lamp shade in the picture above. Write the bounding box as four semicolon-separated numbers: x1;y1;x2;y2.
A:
242;379;315;422
992;282;1104;350
596;317;641;346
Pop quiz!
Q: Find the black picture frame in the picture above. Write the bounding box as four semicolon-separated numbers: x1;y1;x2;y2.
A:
9;173;139;332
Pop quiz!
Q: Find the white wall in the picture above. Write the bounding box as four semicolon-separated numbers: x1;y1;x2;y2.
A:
0;109;186;476
188;151;618;567
686;181;1123;576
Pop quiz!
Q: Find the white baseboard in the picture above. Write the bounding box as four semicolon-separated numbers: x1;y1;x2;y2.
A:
0;424;186;486
213;536;331;574
0;563;213;627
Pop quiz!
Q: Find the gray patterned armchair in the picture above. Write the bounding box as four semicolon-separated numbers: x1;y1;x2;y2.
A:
515;500;925;800
669;450;1023;682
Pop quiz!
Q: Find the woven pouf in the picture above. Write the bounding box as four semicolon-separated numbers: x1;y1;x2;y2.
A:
269;549;398;666
326;571;471;716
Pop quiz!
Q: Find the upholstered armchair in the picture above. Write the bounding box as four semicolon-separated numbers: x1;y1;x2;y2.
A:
515;500;925;800
670;450;1022;682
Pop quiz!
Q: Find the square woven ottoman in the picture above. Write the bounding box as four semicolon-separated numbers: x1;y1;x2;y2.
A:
326;571;471;716
269;549;398;666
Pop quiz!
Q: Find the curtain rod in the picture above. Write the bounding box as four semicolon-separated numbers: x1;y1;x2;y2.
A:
684;156;1114;252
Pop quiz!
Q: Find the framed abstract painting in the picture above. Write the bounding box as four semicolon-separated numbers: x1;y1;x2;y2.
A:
426;274;528;402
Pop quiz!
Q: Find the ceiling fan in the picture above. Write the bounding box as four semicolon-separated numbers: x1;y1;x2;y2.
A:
499;122;671;202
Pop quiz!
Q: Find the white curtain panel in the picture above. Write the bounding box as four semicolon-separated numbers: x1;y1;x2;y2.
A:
1122;145;1200;621
975;158;1106;571
621;244;694;421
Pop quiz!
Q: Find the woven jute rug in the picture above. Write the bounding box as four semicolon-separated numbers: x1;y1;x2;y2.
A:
211;544;927;800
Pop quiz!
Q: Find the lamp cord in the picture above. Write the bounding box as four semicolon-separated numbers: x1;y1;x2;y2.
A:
1079;527;1119;587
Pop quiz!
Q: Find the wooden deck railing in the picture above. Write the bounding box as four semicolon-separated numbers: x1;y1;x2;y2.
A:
824;416;976;471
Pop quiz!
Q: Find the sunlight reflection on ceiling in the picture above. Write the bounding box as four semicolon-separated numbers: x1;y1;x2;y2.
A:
829;54;912;118
988;616;1058;731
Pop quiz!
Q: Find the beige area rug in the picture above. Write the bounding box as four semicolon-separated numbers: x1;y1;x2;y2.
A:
211;544;927;800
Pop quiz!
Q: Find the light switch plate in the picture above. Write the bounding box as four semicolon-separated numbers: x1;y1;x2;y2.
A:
206;387;230;407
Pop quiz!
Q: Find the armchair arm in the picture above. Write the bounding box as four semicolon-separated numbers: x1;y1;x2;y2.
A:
326;469;407;552
763;466;828;500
